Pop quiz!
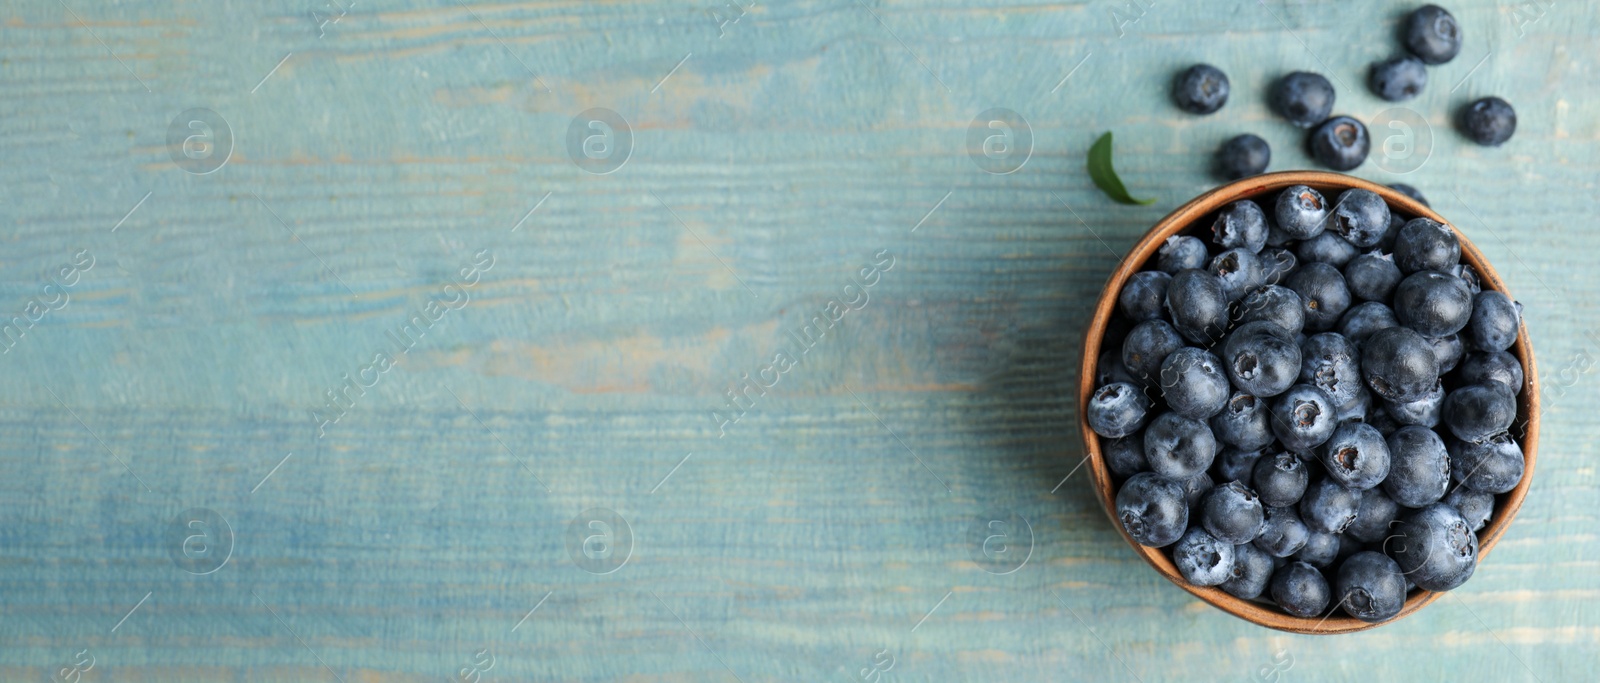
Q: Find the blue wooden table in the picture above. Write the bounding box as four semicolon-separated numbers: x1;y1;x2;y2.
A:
2;1;1596;681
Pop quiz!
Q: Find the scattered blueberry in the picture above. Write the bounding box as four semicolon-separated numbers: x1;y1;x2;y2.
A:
1254;452;1310;508
1393;218;1461;274
1158;235;1210;274
1173;64;1231;115
1222;542;1276;600
1116;472;1190;547
1271;384;1340;452
1369;55;1428;101
1173;527;1237;586
1286;262;1353;332
1160;347;1232;420
1270;72;1336;129
1405;4;1463;65
1202;481;1267;544
1384;425;1451;507
1389;503;1477;591
1335;551;1407;622
1318;421;1391;491
1393;271;1474;337
1329;189;1391;248
1448;432;1526;494
1459;97;1516;146
1271;561;1332;617
1465;291;1521;352
1441;383;1516;443
1218;134;1271;180
1309;116;1370;171
1119;271;1173;322
1144;412;1219;479
1362;327;1439;403
1088;382;1153;438
1275;185;1329;240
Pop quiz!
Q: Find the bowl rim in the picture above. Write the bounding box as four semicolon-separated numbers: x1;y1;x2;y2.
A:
1078;170;1540;635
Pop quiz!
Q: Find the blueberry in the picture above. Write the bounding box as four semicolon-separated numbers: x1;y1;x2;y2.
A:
1465;291;1521;352
1318;421;1391;491
1295;529;1341;568
1393;218;1461;274
1368;55;1428;101
1329;189;1391;248
1285;262;1352;332
1444;487;1494;532
1275;185;1329;240
1118;271;1173;322
1173;64;1230;115
1173;526;1237;586
1088;382;1153;438
1222;322;1302;398
1337;386;1371;423
1362;327;1439;403
1270;72;1336;129
1238;285;1306;334
1271;384;1340;452
1222;542;1276;600
1202;481;1267;544
1271;561;1332;617
1297;231;1360;268
1441;383;1516;443
1209;248;1265;302
1217;134;1271;180
1256;506;1312;558
1344;488;1399;545
1393;271;1474;337
1384;379;1444;428
1449;432;1525;494
1158;235;1210;274
1299;333;1363;407
1211;200;1269;254
1405;4;1463;65
1458;97;1516;146
1160;347;1232;420
1254;452;1310;508
1300;478;1360;534
1426;333;1465;374
1166;269;1231;345
1122;319;1186;385
1116;472;1190;547
1380;214;1406;252
1212;393;1275;451
1309;116;1370;171
1451;263;1483;294
1334;551;1407;623
1216;445;1270;483
1180;471;1214;509
1258;248;1298;286
1144;412;1219;479
1104;432;1149;479
1389;503;1477;592
1366;405;1402;437
1457;350;1524;395
1388;183;1430;207
1337;301;1399;345
1097;349;1139;387
1383;425;1451;508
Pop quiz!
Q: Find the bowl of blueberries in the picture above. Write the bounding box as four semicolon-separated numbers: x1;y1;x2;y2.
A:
1079;171;1536;633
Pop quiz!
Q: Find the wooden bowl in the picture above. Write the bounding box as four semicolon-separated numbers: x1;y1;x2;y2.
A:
1079;171;1539;634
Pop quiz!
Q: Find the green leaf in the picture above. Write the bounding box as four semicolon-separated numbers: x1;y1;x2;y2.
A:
1087;132;1156;206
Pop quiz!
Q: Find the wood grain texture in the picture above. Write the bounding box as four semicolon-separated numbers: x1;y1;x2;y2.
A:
1;0;1597;681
